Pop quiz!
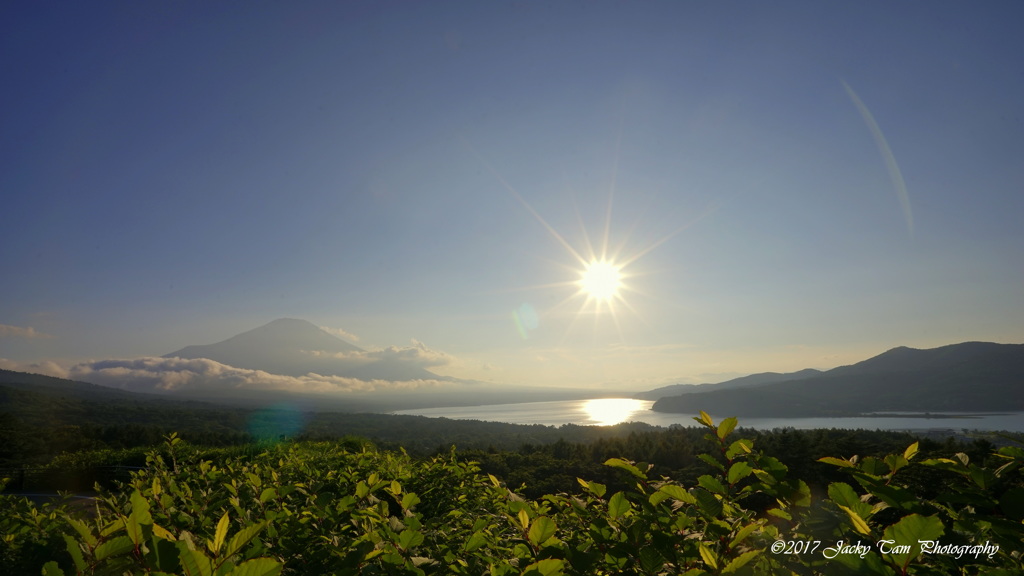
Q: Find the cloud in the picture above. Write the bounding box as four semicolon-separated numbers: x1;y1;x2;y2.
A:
0;357;450;394
301;349;369;362
0;358;68;378
319;325;360;342
0;324;51;339
303;339;456;368
366;339;455;368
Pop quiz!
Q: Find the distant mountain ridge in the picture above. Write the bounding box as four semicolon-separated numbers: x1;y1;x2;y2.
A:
165;318;446;382
651;341;1024;417
634;368;822;400
0;369;160;402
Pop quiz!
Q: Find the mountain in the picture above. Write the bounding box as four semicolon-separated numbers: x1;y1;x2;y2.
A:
651;342;1024;417
0;369;163;402
634;369;822;400
164;318;445;382
0;369;245;426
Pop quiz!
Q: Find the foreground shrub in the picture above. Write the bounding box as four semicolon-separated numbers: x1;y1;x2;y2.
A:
1;418;1021;575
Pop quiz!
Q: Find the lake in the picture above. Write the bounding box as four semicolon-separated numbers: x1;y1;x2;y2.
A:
394;398;1024;432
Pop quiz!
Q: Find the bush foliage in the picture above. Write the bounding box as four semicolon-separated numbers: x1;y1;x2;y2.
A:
2;415;1022;575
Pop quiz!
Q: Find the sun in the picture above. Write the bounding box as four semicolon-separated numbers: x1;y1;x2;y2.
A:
579;259;622;302
468;138;705;341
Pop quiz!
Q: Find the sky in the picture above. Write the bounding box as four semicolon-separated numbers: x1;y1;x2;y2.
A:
2;1;1023;393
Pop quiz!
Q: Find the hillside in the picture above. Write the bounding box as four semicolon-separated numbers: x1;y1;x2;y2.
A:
652;341;1024;416
634;368;822;400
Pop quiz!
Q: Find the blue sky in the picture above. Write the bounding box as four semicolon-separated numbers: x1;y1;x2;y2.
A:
3;1;1023;392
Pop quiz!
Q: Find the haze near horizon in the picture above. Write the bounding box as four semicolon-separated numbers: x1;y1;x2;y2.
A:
3;2;1023;394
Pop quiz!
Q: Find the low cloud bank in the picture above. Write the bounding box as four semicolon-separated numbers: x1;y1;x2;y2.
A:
304;339;456;369
319;325;360;342
0;356;451;394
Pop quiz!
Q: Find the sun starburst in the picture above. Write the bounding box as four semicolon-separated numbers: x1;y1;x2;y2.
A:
579;259;622;302
469;139;711;343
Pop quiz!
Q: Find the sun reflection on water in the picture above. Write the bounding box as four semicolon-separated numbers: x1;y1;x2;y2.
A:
582;398;647;426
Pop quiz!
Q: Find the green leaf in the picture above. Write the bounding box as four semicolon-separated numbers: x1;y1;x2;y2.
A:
697;454;725;472
698;475;726;495
41;561;65;576
817;456;854;468
858;457;888;476
789;479;812;507
649;490;670;505
398;529;424;550
919;458;961;473
518;508;530;531
604;458;644;479
756;456;789;479
837;505;871;536
150;532;181;573
721;550;760;574
61;534;86;572
692;488;723;518
657;484;696;504
464;531;487;552
401;492;421;510
727;462;752;484
125;512;144;547
828;482;873;518
608;491;632;519
64;515;98;547
153;522;177;542
522;558;564;576
827;482;861;508
225;558;282;576
903;442;919;461
881;514;943;569
94;535;135;561
716;417;738;440
725;439;753;460
223;522;267;559
696;410;714;428
528;517;557;547
178;543;214;576
258;488;277;504
729;523;758;548
130;490;153;525
577;478;607;498
969;467;997;489
698;543;718;569
209;511;229;555
354;481;369;499
638;546;665;573
883;454;909;475
873;485;921;512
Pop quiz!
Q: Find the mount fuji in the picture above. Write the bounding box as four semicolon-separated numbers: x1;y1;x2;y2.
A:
164;318;449;383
